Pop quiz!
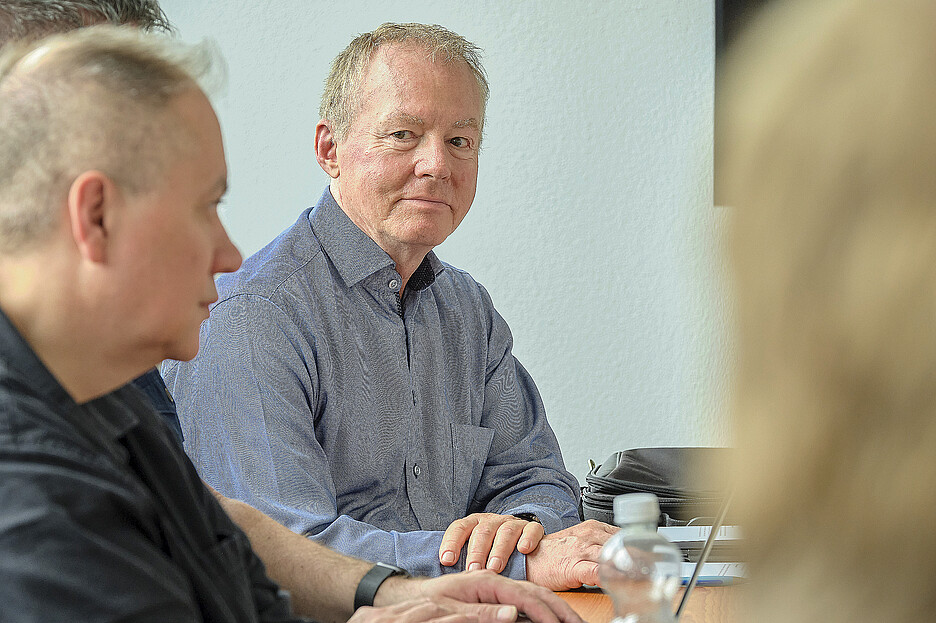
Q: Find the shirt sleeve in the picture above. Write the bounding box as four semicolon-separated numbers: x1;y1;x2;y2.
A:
469;283;583;536
163;293;514;579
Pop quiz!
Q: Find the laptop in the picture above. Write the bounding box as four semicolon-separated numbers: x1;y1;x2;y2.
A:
674;491;734;620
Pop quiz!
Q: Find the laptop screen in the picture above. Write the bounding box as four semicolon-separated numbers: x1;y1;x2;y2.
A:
674;491;734;620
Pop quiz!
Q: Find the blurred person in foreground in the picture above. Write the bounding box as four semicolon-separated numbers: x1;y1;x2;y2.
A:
0;25;582;623
717;0;936;621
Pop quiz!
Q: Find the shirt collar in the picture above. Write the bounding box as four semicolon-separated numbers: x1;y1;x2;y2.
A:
0;305;74;408
408;253;442;292
308;187;444;289
0;305;138;441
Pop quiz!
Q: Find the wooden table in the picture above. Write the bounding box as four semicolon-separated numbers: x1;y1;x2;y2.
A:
557;586;739;623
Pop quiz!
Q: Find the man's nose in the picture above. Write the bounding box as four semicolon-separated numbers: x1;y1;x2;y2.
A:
413;137;452;180
213;225;243;275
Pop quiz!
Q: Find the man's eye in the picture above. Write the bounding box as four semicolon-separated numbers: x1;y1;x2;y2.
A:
391;130;413;140
450;137;471;148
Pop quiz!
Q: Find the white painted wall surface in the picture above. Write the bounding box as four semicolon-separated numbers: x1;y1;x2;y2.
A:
161;0;729;484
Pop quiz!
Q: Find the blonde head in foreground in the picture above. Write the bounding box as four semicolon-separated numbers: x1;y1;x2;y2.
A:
716;0;936;621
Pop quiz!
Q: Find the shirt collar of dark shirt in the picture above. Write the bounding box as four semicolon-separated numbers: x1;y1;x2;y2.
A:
0;305;139;445
308;187;443;292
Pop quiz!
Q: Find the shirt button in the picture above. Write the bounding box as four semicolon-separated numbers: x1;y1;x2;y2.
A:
413;464;421;477
388;279;400;291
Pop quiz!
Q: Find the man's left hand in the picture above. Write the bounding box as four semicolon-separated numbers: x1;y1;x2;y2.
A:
439;513;545;573
524;520;618;590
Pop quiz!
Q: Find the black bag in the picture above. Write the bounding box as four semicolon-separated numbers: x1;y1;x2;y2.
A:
580;447;732;526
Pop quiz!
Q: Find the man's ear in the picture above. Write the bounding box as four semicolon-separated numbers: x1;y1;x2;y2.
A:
315;120;340;179
67;170;116;263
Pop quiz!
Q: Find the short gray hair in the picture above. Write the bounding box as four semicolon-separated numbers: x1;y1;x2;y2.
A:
319;22;489;142
0;0;172;48
0;26;216;252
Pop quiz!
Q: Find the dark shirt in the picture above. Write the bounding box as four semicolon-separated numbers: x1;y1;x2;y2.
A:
133;366;185;443
0;308;300;622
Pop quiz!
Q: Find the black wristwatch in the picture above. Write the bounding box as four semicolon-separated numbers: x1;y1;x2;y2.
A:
512;512;541;524
353;562;409;610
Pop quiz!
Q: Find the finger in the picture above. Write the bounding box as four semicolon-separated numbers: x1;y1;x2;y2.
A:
439;516;479;566
488;582;583;623
356;598;471;623
442;602;519;623
403;611;477;623
572;560;601;588
397;599;476;623
515;521;545;554
416;572;583;623
485;522;525;572
465;518;503;571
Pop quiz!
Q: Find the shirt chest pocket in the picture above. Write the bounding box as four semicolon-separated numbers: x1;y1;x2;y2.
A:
450;423;494;513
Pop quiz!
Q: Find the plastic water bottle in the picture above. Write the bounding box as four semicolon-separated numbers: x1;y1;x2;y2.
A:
599;493;682;623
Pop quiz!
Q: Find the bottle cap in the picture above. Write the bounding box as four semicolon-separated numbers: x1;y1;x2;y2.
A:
613;493;660;526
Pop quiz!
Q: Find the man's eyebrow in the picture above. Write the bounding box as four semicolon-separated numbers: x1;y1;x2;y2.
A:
385;113;423;126
381;114;479;131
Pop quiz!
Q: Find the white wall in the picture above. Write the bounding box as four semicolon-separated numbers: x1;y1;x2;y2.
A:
161;0;730;483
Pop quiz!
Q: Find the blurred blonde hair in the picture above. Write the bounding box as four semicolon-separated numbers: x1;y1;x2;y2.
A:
716;0;936;620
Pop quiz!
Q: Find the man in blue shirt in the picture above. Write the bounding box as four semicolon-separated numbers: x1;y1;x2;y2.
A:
165;22;615;589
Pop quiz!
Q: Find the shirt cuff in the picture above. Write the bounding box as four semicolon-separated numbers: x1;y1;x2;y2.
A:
501;549;527;581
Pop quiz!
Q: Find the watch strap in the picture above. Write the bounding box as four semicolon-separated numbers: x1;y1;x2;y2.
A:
354;562;408;610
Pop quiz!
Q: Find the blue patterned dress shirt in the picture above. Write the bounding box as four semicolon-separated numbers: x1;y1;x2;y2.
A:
162;188;581;579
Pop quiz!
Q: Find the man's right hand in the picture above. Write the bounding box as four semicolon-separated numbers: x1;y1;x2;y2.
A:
349;598;478;623
374;569;584;623
524;520;618;590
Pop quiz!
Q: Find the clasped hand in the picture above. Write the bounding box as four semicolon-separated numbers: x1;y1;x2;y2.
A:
439;512;545;573
439;514;617;591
